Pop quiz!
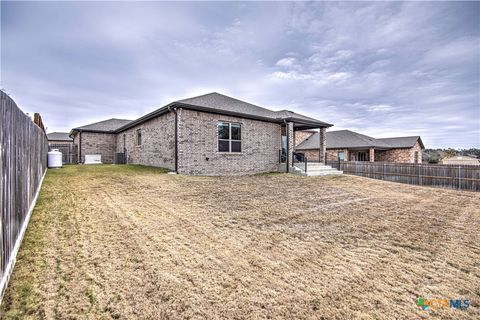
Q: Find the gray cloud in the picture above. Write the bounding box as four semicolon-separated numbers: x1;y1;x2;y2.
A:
1;1;479;148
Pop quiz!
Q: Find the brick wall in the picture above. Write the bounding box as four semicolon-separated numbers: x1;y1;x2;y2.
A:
326;148;349;162
177;108;281;175
116;112;175;170
319;128;326;163
375;141;423;163
310;142;423;164
73;132;117;164
294;130;315;146
287;122;294;167
298;148;348;162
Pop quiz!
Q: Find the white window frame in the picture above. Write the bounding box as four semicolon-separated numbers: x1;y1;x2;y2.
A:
217;122;242;153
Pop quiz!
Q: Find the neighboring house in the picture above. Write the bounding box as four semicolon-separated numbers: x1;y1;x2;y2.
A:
70;119;133;164
69;93;332;175
47;132;73;145
47;132;77;164
441;155;480;165
296;129;425;163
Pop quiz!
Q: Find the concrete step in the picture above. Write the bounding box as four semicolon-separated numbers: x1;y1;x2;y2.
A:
291;163;343;176
306;166;335;171
294;164;335;171
306;170;343;176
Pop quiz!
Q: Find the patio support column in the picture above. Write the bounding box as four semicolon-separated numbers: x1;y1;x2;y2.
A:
369;147;375;162
319;127;326;164
286;122;294;172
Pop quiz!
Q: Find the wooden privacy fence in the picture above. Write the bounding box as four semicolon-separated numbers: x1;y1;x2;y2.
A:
327;161;480;192
0;91;48;300
49;143;77;164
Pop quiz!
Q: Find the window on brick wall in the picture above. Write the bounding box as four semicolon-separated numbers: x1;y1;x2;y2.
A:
357;151;368;161
218;122;241;152
136;129;142;146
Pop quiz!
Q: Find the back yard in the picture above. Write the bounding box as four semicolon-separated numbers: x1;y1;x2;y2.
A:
1;165;479;319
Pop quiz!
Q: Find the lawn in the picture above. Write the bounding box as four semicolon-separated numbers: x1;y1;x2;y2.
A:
1;165;479;319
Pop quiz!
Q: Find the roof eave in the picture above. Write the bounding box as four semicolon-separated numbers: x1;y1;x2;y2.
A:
417;137;425;149
115;104;172;133
69;128;118;137
297;145;394;150
282;117;333;128
77;99;334;134
176;102;285;124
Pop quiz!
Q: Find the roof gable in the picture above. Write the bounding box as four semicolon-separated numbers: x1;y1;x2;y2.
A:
47;132;73;141
72;118;132;133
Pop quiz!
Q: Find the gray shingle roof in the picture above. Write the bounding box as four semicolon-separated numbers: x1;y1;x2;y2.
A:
117;92;333;132
177;93;278;119
176;92;332;127
376;136;425;149
73;118;132;133
47;132;73;141
296;130;423;150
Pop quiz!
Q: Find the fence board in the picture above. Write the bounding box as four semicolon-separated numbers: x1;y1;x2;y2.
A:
0;91;48;300
327;160;480;191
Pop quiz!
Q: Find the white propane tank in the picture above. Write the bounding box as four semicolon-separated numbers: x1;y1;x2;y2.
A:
48;149;63;168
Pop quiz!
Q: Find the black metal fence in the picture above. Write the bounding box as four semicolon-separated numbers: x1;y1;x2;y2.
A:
49;143;77;164
0;91;48;299
327;160;480;191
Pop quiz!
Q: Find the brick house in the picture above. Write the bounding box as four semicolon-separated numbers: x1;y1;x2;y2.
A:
70;119;132;164
47;132;77;164
46;132;73;145
296;130;425;164
69;93;332;175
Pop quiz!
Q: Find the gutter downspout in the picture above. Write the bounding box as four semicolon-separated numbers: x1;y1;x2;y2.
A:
284;120;289;173
79;130;82;164
168;106;178;173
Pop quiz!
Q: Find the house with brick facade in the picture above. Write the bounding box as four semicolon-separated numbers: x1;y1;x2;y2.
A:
296;130;425;164
47;132;73;145
69;93;333;175
70;119;132;164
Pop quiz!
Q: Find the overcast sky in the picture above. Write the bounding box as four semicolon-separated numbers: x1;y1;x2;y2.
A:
1;1;479;148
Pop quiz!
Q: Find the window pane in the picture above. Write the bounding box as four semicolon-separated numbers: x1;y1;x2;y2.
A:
218;140;229;152
218;123;229;139
231;141;241;152
137;129;142;145
231;124;241;140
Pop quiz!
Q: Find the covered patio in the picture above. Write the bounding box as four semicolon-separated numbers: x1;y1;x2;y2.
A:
279;118;332;172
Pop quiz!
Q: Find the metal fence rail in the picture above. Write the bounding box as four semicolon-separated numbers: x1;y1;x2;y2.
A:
49;143;77;164
0;91;48;300
327;161;480;191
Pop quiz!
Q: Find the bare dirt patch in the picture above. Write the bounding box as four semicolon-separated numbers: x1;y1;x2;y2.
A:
2;165;479;319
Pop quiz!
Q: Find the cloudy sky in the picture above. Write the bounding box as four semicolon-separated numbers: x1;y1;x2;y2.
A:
1;1;479;148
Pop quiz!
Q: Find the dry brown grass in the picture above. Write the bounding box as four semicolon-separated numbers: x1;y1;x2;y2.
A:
1;165;479;319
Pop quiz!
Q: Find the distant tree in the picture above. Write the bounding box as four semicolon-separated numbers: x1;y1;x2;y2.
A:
463;148;480;158
443;148;457;158
426;150;441;163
